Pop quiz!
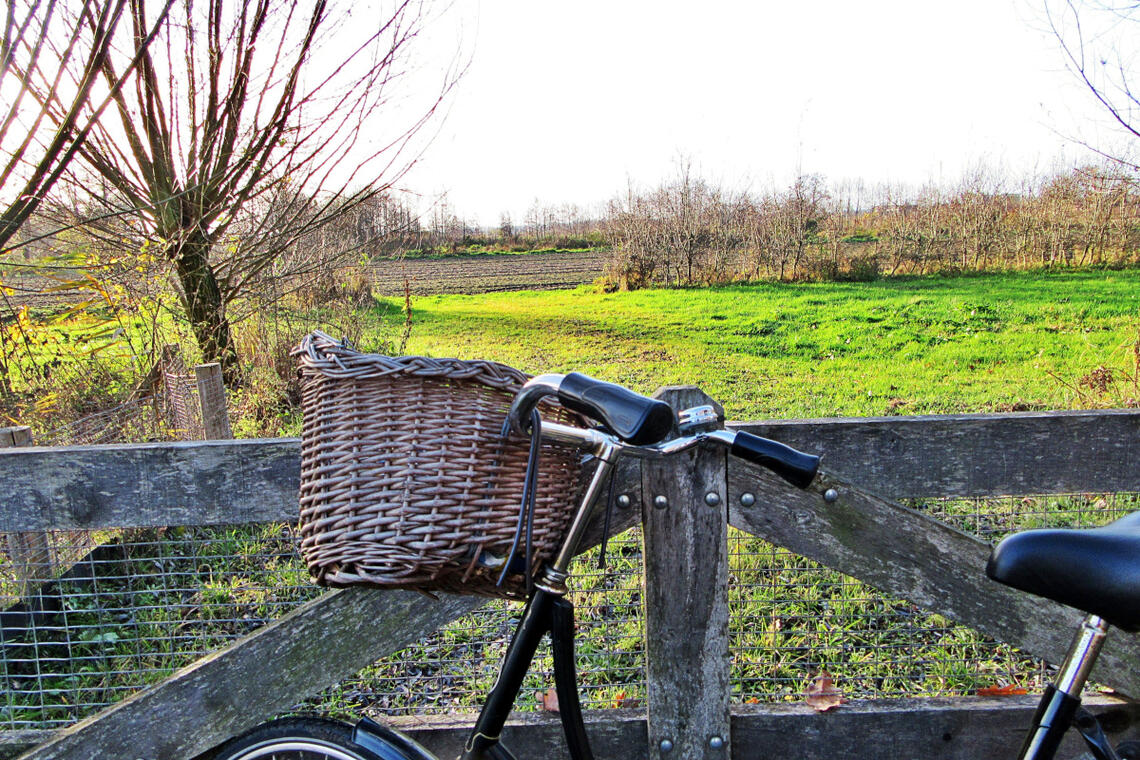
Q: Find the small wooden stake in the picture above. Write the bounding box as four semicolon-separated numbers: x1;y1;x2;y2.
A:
0;426;52;596
194;362;232;440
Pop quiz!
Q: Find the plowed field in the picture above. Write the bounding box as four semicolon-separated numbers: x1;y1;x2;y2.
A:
370;249;606;295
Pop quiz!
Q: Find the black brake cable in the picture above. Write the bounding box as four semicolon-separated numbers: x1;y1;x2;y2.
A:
597;470;617;570
497;408;543;593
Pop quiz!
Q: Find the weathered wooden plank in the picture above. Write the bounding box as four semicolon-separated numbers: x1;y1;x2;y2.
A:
16;588;484;760
0;731;53;760
390;709;648;760
0;438;301;531
1;407;1135;532
727;462;1140;696
0;426;53;595
733;407;1140;498
0;439;646;535
726;695;1140;760
6;696;1138;760
643;386;731;760
384;696;1139;760
0;427;32;447
577;459;642;552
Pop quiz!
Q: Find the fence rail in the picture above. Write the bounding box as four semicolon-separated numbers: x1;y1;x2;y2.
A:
0;402;1138;758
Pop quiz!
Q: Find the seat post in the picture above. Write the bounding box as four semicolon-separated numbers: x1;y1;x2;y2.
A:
1056;615;1109;697
1017;615;1110;760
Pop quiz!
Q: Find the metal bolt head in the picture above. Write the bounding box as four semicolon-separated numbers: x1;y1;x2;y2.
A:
740;492;756;507
653;495;669;509
709;735;725;750
659;739;674;753
705;491;721;507
616;494;632;509
823;488;839;503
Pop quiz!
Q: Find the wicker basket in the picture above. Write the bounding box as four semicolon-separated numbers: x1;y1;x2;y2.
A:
294;331;584;599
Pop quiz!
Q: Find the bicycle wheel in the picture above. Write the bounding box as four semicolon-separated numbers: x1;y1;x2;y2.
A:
209;717;385;760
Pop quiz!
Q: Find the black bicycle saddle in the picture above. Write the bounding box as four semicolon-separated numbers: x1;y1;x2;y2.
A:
987;511;1140;631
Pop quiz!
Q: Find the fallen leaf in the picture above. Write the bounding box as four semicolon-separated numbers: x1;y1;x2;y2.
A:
804;671;846;712
541;687;560;713
611;690;641;709
976;683;1029;697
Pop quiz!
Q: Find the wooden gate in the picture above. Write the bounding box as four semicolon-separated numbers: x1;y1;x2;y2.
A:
1;393;1138;758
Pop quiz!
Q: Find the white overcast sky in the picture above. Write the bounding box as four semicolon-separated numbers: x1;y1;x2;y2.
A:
397;0;1128;226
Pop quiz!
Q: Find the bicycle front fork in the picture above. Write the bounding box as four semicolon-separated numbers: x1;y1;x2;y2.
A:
1018;615;1112;760
460;586;593;760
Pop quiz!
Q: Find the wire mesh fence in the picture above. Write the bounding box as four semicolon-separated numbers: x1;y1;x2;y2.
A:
0;344;225;732
2;489;1137;733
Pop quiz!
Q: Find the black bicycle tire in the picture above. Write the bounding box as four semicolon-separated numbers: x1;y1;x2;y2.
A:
208;717;386;760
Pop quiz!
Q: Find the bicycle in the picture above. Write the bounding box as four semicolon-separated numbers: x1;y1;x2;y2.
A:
207;371;1140;760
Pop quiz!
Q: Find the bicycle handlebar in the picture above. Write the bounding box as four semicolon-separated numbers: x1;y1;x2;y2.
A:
509;373;820;489
508;372;674;445
557;372;676;445
730;430;819;488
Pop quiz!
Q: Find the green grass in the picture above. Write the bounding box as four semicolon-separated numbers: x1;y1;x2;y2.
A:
373;269;1140;419
336;269;1140;707
5;268;1139;726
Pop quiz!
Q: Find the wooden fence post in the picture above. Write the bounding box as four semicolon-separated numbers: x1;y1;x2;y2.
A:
0;425;32;448
0;426;52;596
642;387;731;760
195;362;233;440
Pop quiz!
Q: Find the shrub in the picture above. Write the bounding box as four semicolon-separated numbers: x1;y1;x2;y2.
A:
843;255;881;282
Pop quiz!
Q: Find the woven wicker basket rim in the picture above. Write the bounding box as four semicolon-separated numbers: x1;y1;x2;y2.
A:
295;330;531;389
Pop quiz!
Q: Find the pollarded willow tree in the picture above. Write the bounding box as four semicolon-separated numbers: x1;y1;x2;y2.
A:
41;0;459;382
1;0;172;396
0;0;170;252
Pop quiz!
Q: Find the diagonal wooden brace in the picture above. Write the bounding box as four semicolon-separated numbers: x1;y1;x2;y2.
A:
727;462;1140;698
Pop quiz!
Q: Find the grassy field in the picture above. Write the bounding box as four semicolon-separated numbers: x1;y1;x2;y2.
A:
370;268;1140;420
353;267;1139;709
3;268;1138;728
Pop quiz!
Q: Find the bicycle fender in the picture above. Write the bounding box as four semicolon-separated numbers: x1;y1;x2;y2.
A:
352;717;438;760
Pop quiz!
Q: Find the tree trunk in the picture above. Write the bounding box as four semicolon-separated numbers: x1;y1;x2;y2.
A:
167;233;240;386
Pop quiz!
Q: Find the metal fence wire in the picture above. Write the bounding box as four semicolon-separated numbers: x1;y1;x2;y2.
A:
2;491;1137;732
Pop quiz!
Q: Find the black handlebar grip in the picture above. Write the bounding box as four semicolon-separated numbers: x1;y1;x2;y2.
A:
731;431;820;489
557;372;676;446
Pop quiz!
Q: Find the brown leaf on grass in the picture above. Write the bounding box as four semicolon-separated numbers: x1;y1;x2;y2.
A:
541;687;560;713
976;683;1029;697
612;690;641;709
804;671;846;712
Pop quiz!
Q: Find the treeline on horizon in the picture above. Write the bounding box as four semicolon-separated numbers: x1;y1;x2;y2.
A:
379;162;1140;289
14;161;1138;295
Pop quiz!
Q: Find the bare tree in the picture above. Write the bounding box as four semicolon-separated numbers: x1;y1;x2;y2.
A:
34;0;459;382
1;0;171;397
765;174;830;280
0;0;169;252
1045;0;1140;166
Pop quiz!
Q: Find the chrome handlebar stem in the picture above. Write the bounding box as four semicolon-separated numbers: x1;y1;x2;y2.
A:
537;418;729;461
509;375;740;591
531;419;732;591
